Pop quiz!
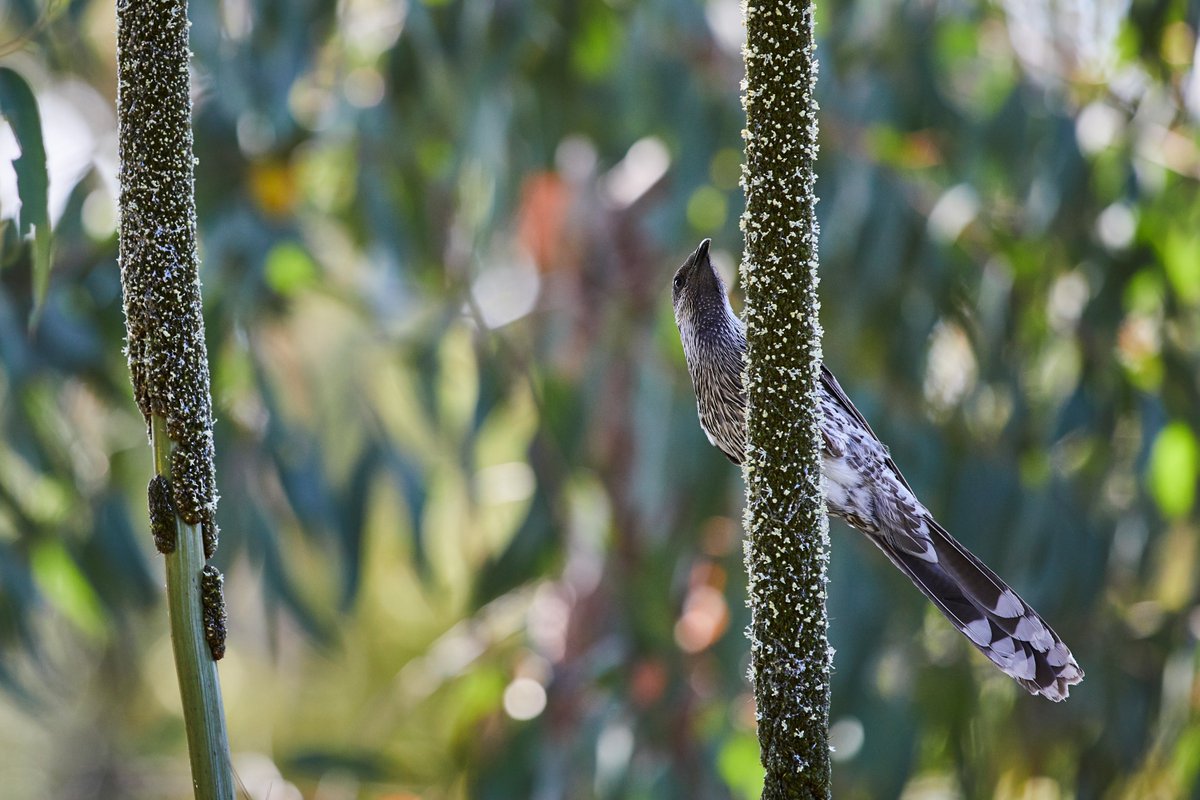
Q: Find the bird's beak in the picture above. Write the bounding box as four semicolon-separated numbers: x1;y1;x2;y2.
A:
674;239;715;298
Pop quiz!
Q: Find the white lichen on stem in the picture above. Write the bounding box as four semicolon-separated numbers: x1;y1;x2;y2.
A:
739;0;831;797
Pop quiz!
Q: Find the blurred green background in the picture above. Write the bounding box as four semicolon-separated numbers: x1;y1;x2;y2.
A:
1;0;1199;797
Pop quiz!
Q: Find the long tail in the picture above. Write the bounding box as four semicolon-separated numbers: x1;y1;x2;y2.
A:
870;518;1083;701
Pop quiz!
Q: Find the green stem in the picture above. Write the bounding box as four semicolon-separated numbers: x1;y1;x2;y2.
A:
153;415;235;800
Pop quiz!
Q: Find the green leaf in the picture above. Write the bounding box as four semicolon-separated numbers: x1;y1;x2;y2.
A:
687;185;729;232
1161;228;1200;305
572;7;620;79
264;241;319;295
30;541;105;638
1148;421;1198;519
718;732;766;800
0;67;52;330
1171;724;1200;791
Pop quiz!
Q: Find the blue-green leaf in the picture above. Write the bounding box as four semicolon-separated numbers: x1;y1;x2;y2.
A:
0;67;52;330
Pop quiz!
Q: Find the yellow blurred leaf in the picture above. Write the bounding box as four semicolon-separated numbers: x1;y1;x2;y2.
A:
1152;522;1196;610
249;159;297;218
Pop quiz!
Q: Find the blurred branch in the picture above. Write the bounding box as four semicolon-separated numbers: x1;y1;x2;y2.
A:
740;0;830;797
0;0;69;58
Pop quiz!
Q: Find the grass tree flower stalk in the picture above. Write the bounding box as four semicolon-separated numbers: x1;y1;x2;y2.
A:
117;0;234;796
739;0;831;797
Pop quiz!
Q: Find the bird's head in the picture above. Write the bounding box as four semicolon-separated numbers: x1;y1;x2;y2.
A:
671;239;727;323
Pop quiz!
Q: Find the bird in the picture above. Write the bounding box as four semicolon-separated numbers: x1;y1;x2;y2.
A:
671;238;1083;702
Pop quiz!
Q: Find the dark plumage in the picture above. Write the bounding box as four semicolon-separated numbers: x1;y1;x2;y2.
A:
672;239;1083;702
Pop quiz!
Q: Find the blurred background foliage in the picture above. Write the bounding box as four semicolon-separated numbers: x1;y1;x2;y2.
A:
1;0;1199;797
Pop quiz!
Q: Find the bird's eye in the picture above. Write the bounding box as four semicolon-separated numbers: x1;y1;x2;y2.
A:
673;273;685;290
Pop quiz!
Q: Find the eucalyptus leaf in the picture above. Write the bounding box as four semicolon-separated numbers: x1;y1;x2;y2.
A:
0;67;52;329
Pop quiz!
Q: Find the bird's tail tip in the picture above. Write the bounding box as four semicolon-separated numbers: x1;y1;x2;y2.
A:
881;519;1085;702
1023;646;1084;702
1024;669;1084;702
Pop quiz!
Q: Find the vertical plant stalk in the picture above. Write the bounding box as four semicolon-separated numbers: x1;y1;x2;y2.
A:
154;418;233;798
740;0;830;798
117;0;234;797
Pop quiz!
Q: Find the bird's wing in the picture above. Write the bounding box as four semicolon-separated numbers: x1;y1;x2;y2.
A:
819;364;916;494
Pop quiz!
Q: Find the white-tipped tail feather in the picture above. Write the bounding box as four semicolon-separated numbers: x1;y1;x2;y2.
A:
872;518;1083;701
